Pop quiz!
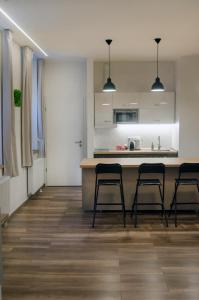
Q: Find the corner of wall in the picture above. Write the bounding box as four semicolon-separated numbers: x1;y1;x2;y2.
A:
86;59;95;158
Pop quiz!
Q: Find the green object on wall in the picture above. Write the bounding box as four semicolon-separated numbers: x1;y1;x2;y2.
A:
14;89;22;107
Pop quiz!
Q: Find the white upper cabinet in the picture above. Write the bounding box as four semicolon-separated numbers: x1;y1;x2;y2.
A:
94;92;175;127
113;93;141;109
95;93;116;128
140;92;175;108
139;92;175;123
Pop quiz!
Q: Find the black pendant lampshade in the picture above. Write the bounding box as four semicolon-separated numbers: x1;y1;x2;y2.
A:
151;38;165;92
103;39;117;92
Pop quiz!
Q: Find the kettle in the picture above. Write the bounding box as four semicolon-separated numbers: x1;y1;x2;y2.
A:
129;141;135;151
128;136;141;150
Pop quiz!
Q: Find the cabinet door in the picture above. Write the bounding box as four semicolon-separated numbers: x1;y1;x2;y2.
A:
95;93;115;128
113;93;141;109
140;92;174;108
139;108;172;124
139;92;175;123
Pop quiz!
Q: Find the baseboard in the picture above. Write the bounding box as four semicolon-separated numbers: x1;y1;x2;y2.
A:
0;214;9;227
29;184;45;199
46;185;82;187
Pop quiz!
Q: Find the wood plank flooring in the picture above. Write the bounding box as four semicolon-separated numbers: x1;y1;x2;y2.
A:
2;186;199;300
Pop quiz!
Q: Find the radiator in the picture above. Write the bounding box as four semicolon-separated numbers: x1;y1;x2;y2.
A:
28;158;45;195
0;176;10;214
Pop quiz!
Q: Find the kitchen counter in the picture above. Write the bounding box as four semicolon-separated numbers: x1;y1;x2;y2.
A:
81;156;197;169
94;148;178;158
80;157;199;211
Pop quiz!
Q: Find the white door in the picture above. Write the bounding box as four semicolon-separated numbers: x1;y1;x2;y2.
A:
44;60;86;186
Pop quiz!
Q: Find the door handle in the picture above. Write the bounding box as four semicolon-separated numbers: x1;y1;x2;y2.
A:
75;140;83;147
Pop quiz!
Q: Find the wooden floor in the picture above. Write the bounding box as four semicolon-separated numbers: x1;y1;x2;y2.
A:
2;186;199;300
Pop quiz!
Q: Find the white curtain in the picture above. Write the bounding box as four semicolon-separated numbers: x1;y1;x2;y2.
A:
21;47;33;167
37;59;45;157
2;30;18;177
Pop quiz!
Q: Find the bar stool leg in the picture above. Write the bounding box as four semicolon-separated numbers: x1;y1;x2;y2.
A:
197;185;199;218
168;183;177;217
120;184;126;227
158;185;168;227
134;186;139;228
92;184;99;228
174;186;178;227
131;183;138;218
158;185;164;218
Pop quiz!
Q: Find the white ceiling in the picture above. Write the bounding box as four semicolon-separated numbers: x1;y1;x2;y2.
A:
0;0;199;61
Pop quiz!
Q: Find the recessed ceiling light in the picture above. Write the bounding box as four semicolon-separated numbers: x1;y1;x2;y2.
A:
0;7;48;57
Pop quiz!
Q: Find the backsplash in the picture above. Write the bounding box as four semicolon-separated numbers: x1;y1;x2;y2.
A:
94;124;178;150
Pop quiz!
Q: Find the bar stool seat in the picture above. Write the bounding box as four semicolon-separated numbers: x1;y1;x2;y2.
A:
169;163;199;226
98;179;121;185
175;178;199;185
131;163;167;227
138;179;161;186
92;163;126;228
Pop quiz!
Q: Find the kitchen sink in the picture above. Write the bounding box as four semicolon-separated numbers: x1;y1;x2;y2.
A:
152;148;172;152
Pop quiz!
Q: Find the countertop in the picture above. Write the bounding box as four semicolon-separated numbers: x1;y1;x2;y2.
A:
80;157;199;169
94;148;178;155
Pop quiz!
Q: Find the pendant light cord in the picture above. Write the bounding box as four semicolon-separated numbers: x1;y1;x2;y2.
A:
109;44;111;78
157;42;159;77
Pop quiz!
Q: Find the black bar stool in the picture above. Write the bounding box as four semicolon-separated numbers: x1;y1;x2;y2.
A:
169;163;199;227
92;163;126;228
131;163;167;227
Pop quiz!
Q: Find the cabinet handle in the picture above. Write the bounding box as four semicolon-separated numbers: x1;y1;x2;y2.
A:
154;120;160;122
104;120;111;123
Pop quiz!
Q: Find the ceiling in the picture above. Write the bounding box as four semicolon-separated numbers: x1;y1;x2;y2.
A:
0;0;199;61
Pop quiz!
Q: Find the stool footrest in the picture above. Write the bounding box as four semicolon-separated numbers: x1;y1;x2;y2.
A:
174;202;199;205
136;202;163;206
97;203;123;206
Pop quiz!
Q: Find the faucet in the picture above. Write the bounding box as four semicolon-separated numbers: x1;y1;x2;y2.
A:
158;136;161;150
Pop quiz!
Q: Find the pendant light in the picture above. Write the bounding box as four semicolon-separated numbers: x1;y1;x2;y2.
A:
151;38;165;92
103;39;117;92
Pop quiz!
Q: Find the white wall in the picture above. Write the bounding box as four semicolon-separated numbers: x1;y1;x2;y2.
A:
93;60;177;151
95;124;175;150
176;55;199;157
94;61;175;92
86;59;95;157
